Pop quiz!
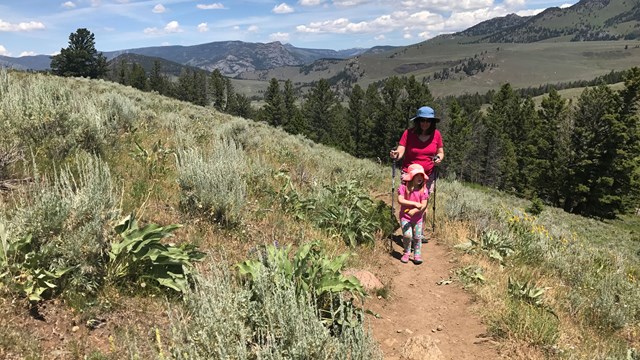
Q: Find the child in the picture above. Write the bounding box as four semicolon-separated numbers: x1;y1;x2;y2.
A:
397;164;429;264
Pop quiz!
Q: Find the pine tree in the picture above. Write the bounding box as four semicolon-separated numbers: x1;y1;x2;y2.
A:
374;77;404;160
363;84;383;159
347;84;370;157
536;88;571;206
402;75;434;119
129;63;148;91
263;78;285;127
443;100;472;179
564;85;620;217
51;28;108;79
283;80;305;134
149;60;167;94
302;79;343;146
210;69;226;110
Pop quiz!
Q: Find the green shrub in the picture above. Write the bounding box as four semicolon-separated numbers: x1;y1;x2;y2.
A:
176;139;246;226
169;259;381;359
526;197;545;215
315;180;385;247
107;213;204;294
491;298;559;348
6;153;119;296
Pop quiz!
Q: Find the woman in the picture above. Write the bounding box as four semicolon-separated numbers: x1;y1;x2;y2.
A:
389;106;444;190
390;106;444;243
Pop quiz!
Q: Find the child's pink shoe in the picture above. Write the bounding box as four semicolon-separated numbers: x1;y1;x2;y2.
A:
413;254;423;264
401;252;411;263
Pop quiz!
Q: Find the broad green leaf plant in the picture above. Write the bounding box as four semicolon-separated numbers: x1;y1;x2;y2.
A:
107;213;205;293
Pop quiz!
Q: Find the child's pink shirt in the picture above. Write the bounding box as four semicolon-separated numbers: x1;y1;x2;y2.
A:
398;184;429;223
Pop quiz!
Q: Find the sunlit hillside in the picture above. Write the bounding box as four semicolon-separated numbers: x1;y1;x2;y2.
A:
0;70;638;359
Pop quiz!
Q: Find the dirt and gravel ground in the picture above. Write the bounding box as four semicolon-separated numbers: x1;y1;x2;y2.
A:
364;233;502;360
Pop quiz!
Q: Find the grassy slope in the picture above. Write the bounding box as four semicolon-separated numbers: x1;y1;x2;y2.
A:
0;71;638;358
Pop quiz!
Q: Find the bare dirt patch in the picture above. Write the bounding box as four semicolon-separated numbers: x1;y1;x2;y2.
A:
363;235;502;359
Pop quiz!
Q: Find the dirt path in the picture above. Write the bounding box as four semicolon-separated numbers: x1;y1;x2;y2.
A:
364;234;501;359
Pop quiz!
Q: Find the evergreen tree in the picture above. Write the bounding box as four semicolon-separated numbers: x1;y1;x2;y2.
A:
129;63;148;91
374;77;404;160
302;79;344;146
210;69;226;110
149;60;167;94
263;78;285;127
536;88;571;206
402;75;434;120
443;100;472;179
363;84;383;159
347;84;370;157
564;85;620;217
282;80;305;135
224;78;237;114
51;28;108;79
233;93;253;119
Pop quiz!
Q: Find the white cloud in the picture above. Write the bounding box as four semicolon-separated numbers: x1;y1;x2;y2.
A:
560;3;573;8
144;20;183;35
161;42;171;46
198;22;209;32
503;0;524;7
247;25;259;32
400;0;493;12
0;20;46;32
61;1;76;9
273;3;294;13
20;51;36;57
269;32;290;42
116;0;130;3
91;0;101;7
403;33;412;39
164;21;181;33
374;34;385;40
0;45;10;56
296;10;442;34
152;4;166;13
516;8;545;16
196;3;225;9
299;0;323;5
334;0;369;6
233;25;240;30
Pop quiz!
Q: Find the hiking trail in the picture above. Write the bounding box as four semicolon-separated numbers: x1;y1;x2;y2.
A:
363;223;502;359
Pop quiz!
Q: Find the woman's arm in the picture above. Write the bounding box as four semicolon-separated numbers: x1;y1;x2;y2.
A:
434;147;444;164
390;145;406;160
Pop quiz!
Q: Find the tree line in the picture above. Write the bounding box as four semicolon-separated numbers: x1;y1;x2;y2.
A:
48;28;639;218
258;69;640;219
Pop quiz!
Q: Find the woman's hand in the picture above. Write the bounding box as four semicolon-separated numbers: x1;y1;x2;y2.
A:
390;149;399;159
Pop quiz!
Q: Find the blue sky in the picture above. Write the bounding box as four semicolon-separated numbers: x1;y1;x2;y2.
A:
0;0;575;57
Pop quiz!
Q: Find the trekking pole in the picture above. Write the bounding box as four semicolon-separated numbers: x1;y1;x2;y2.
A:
390;158;397;253
431;163;438;235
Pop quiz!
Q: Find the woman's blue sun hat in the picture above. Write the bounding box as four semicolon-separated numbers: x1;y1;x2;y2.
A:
411;106;440;122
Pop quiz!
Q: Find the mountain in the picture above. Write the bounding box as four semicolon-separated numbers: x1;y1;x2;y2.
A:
103;41;378;77
454;0;640;43
0;54;51;71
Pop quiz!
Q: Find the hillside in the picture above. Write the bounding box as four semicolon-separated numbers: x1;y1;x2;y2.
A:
0;70;638;359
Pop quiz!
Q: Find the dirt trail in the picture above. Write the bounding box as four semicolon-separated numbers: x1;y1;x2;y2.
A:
365;233;502;359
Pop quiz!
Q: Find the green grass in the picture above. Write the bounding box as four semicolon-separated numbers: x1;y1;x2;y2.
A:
237;40;640;100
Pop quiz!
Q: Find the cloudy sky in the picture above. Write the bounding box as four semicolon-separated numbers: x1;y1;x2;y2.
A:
0;0;575;57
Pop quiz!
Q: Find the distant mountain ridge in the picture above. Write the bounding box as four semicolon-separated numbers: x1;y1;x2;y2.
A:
454;0;640;43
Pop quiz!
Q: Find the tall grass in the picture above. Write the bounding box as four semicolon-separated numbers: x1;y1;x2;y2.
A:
439;179;640;357
176;139;247;226
169;261;382;360
2;153;119;297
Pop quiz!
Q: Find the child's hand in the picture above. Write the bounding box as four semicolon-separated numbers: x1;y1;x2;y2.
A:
407;208;419;216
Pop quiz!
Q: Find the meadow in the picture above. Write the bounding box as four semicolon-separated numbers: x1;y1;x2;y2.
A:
234;40;640;100
0;69;638;359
